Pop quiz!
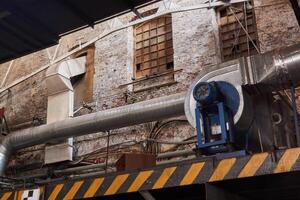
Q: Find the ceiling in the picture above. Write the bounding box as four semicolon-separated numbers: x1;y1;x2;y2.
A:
0;0;157;64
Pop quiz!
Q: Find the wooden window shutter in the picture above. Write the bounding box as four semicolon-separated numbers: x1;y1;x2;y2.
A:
134;14;174;79
218;2;259;61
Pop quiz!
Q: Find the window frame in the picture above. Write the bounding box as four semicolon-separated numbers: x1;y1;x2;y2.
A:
217;1;259;61
133;13;174;80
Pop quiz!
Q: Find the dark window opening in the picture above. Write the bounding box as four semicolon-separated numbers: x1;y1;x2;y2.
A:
136;63;141;71
166;62;174;70
220;8;227;17
232;44;241;54
249;39;257;49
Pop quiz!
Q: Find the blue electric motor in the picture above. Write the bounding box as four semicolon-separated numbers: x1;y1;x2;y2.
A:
193;81;240;154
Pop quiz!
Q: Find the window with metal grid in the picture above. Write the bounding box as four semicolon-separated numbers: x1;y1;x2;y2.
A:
218;2;259;61
134;14;174;79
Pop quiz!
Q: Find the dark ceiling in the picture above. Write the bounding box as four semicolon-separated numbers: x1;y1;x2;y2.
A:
0;0;157;64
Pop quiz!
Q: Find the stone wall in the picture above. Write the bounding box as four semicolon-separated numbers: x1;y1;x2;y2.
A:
0;0;299;175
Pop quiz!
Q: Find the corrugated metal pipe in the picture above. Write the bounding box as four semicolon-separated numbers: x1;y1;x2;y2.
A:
248;43;300;89
0;93;185;175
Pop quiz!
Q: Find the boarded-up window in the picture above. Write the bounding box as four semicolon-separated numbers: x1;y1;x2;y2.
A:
134;14;174;79
70;45;95;110
218;2;259;61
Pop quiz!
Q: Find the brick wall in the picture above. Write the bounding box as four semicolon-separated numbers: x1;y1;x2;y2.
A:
254;0;300;53
0;0;299;174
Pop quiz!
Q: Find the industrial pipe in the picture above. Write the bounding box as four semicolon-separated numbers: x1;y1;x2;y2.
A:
249;43;300;88
2;44;300;177
53;149;195;176
0;93;185;175
14;154;197;187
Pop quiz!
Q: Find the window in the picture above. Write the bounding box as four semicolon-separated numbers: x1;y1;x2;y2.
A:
218;2;259;61
70;45;95;110
134;14;174;79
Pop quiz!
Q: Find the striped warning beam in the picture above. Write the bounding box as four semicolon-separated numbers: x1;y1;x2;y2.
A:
0;187;44;200
1;148;300;200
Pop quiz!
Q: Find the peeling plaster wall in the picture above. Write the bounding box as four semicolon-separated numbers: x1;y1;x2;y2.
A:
0;0;299;174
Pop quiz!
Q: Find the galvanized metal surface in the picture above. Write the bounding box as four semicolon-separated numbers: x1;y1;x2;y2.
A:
185;43;300;130
250;43;300;88
45;57;86;164
0;93;186;175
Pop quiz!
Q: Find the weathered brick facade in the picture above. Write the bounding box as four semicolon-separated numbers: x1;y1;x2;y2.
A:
0;0;299;175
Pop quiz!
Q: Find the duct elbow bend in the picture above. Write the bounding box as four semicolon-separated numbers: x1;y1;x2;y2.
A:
45;57;86;96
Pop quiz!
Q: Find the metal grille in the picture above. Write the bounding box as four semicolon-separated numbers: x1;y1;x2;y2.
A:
218;2;259;61
134;14;174;79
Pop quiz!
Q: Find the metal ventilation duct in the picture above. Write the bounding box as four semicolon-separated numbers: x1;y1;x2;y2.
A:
0;93;185;175
0;44;300;176
45;57;86;164
248;43;300;88
45;57;86;96
185;43;300;131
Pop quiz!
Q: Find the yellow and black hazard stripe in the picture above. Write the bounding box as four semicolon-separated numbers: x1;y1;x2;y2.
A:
1;147;300;199
0;187;44;200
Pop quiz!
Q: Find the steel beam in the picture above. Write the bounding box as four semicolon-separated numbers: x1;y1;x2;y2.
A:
132;8;143;18
290;0;300;26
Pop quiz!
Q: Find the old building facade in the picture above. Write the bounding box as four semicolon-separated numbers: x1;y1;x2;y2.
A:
0;0;299;176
